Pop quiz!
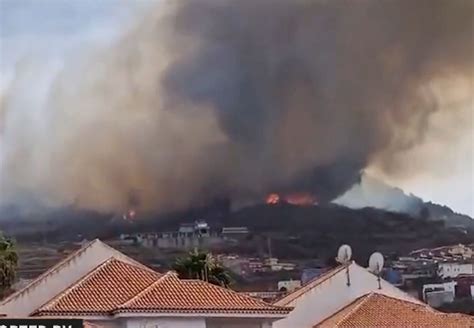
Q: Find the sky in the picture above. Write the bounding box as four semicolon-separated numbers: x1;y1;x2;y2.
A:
1;0;150;72
1;0;473;216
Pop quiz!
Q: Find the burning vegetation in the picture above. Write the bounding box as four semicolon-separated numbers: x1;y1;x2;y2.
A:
266;194;281;205
123;209;137;221
266;193;318;206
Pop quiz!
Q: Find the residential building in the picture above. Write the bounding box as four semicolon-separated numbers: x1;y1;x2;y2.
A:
423;281;457;300
432;244;473;259
0;238;145;317
263;258;296;272
139;221;222;250
422;281;457;306
314;292;473;327
409;248;432;258
390;257;437;284
273;262;474;328
247;258;265;273
438;262;474;278
221;227;249;240
273;262;424;328
0;239;292;328
277;280;301;292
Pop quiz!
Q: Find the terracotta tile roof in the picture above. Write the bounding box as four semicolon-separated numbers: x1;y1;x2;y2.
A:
1;239;149;308
315;292;474;328
274;265;346;306
33;258;161;316
32;258;291;317
1;239;98;306
116;272;292;315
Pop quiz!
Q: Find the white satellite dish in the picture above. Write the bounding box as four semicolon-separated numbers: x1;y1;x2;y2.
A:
368;252;384;274
336;244;352;264
368;252;384;289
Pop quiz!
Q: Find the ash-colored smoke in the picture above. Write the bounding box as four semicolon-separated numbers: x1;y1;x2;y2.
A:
0;0;472;213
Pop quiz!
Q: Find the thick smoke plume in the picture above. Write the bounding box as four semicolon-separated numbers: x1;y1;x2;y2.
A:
0;0;472;213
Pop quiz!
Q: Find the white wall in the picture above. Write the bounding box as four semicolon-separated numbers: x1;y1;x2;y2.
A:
278;280;301;292
422;281;456;301
0;240;138;317
438;263;474;278
274;263;419;328
126;317;206;328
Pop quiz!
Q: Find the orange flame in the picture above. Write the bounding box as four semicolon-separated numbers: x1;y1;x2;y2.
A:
285;193;318;206
266;193;280;205
265;192;318;206
123;209;137;221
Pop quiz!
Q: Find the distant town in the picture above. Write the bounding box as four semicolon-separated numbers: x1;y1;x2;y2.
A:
12;217;474;316
118;221;474;308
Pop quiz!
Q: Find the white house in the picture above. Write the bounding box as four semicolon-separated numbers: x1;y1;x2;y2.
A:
0;238;147;317
422;281;457;302
438;262;474;278
277;280;301;292
273;262;423;328
432;244;473;259
447;244;473;259
0;239;291;328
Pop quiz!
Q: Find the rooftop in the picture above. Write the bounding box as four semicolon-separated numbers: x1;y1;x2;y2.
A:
314;292;474;328
32;256;291;317
117;272;291;315
33;258;161;316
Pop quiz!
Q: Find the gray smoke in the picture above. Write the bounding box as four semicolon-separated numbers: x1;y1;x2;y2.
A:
0;0;472;213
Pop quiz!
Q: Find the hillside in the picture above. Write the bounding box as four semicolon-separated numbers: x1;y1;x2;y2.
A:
335;175;474;229
211;203;474;263
1;198;472;264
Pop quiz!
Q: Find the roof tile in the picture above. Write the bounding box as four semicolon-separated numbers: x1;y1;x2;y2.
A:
33;259;291;317
315;292;474;328
34;258;160;316
117;272;292;315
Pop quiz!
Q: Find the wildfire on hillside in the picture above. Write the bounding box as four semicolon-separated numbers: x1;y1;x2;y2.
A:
266;193;281;205
123;209;137;221
285;193;318;206
265;192;318;206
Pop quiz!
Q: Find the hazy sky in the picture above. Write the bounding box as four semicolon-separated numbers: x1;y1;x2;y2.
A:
1;0;473;216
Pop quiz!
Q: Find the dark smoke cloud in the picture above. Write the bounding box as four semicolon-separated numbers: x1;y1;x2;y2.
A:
0;0;472;212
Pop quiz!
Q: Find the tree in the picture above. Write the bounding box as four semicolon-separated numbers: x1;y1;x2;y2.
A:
173;249;231;288
0;235;18;297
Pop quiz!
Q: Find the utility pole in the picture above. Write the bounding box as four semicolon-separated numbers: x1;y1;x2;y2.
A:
267;236;272;258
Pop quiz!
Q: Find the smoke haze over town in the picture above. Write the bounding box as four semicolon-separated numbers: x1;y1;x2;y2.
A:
0;0;473;215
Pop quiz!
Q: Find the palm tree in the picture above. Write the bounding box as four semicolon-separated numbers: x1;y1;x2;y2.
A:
0;235;18;297
173;249;231;287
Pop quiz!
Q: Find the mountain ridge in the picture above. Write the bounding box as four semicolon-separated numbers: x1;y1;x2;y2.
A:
335;174;473;229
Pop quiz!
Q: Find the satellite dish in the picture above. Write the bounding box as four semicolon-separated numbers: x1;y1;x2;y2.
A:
368;252;384;274
336;244;352;264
